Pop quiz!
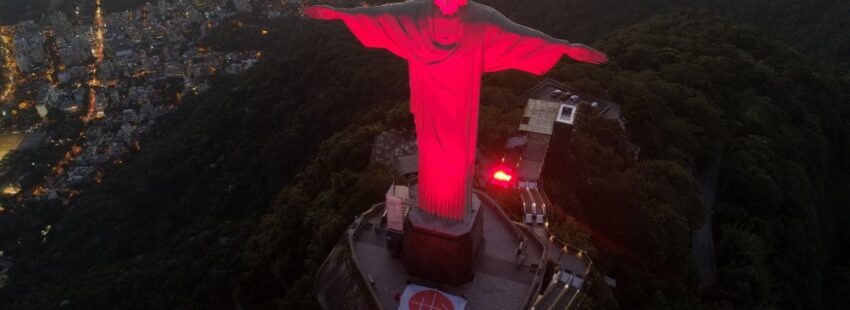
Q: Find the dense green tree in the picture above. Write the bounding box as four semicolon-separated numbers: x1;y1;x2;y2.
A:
535;9;850;310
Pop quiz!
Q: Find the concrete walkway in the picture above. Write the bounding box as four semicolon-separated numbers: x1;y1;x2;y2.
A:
529;226;588;310
352;193;544;309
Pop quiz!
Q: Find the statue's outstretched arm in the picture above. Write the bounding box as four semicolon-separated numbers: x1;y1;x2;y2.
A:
480;5;607;65
303;3;417;20
560;43;608;65
302;4;418;60
302;5;342;20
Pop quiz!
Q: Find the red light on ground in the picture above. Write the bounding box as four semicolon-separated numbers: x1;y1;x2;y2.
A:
489;163;516;188
493;170;512;182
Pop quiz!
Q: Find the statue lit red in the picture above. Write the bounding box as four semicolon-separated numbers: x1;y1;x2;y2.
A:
305;0;606;221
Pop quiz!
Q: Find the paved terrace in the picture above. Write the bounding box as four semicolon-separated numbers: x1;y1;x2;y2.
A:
351;191;546;310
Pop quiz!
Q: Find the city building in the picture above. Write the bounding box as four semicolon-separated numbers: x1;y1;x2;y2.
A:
513;78;625;188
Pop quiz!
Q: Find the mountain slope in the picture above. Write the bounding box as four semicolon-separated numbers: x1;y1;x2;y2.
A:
480;0;850;71
0;15;409;309
538;9;850;309
0;2;848;310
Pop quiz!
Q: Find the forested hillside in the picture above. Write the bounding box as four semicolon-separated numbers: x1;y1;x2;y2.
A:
538;10;850;309
0;13;410;308
0;1;848;310
482;0;850;71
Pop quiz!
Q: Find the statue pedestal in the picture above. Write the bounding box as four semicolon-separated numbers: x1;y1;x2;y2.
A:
402;194;484;286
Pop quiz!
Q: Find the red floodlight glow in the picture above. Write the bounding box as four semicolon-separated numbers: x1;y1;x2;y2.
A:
493;170;512;182
490;165;515;188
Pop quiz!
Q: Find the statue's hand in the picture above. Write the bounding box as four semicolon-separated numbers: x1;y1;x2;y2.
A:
303;5;340;20
564;44;608;65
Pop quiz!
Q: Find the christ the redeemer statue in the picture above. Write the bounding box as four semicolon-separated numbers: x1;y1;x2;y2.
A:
305;0;607;221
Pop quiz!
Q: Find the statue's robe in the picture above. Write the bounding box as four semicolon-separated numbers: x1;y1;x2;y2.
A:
338;0;567;220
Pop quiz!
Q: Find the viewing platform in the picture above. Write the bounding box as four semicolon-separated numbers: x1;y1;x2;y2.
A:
316;189;550;310
315;189;595;309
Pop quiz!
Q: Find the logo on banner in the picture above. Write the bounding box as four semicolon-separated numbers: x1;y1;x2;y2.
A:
408;289;455;310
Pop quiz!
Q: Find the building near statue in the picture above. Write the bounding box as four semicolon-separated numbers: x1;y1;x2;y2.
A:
386;184;411;254
513;78;624;188
386;185;410;233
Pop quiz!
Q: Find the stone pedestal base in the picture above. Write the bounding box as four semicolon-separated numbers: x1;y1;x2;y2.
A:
402;195;484;286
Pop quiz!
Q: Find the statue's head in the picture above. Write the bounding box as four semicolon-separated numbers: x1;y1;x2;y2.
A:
434;0;468;16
